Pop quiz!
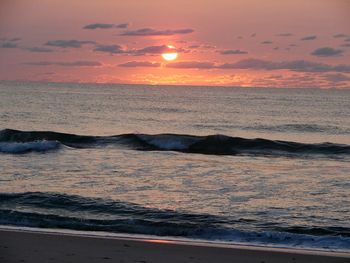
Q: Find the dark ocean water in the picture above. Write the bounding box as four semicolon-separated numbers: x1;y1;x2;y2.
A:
0;81;349;251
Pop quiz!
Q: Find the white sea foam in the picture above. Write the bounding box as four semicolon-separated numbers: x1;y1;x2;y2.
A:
138;134;197;150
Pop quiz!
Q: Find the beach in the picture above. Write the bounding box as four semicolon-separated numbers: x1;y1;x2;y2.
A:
1;228;349;263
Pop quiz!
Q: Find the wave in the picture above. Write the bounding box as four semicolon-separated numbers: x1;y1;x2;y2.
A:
1;129;350;156
0;141;61;154
0;192;349;250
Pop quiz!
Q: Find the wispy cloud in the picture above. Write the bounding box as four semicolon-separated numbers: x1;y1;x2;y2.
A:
276;33;293;37
26;47;54;52
0;37;21;49
23;61;102;67
188;45;200;49
93;44;125;54
261;41;273;44
323;73;350;82
92;44;182;56
120;28;194;36
333;34;348;38
45;40;95;48
116;23;129;29
166;61;215;69
83;23;115;29
187;44;215;50
0;37;21;42
83;23;129;29
1;42;18;48
300;35;317;41
118;61;160;67
311;47;344;57
131;45;180;56
219;49;248;55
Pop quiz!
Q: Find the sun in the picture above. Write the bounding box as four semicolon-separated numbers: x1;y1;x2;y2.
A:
161;45;178;61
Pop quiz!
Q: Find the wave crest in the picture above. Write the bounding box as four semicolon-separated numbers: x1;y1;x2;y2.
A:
1;129;349;156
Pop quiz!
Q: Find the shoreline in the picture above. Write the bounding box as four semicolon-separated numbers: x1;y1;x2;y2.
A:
1;227;349;263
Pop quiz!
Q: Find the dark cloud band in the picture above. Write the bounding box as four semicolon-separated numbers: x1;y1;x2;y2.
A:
120;28;194;36
23;61;102;67
311;47;343;57
164;58;350;73
45;40;95;48
118;61;160;67
83;23;129;29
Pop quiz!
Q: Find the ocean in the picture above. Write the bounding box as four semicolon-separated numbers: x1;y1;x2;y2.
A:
0;81;349;251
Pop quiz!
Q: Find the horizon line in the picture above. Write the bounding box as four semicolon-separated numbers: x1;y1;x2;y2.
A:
0;79;348;90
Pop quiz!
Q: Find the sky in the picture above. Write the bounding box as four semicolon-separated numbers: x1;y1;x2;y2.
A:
1;0;350;88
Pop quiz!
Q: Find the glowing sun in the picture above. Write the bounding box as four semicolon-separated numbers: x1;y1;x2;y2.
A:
161;45;178;61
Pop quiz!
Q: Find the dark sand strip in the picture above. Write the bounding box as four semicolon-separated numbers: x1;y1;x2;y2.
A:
0;228;349;263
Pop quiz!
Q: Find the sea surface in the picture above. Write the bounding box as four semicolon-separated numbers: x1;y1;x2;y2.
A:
0;81;349;251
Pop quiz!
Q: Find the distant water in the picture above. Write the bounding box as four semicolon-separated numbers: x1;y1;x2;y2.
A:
1;81;349;251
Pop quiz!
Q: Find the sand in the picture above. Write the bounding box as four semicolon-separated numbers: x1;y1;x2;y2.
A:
0;228;349;263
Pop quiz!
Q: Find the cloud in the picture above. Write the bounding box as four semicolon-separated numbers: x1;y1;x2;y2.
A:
276;33;293;37
133;45;170;54
45;40;95;48
217;58;350;72
341;43;350;48
26;47;54;52
333;34;348;38
187;44;215;49
23;61;102;67
92;44;182;56
166;61;215;69
202;45;216;49
93;44;125;54
130;45;178;56
0;37;21;42
311;47;344;57
188;45;200;49
118;61;161;67
345;38;350;42
120;28;194;36
1;42;17;48
83;23;129;29
323;73;350;82
116;23;129;29
300;35;317;41
8;37;21;42
219;49;248;55
261;41;273;44
251;33;256;37
164;58;350;73
83;23;115;29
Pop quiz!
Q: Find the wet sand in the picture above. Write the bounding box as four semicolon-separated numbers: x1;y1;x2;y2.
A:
0;228;349;263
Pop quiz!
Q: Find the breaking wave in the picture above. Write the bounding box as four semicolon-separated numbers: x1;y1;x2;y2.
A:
1;129;349;156
0;141;61;154
0;192;349;251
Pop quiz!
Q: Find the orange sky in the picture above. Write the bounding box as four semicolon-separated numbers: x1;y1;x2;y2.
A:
1;0;350;88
